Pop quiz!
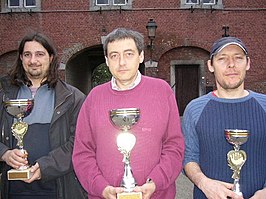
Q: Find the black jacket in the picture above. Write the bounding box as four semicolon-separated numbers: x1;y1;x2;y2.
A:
0;76;87;199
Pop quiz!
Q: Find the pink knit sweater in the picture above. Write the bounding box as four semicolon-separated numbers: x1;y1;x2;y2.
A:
73;76;185;199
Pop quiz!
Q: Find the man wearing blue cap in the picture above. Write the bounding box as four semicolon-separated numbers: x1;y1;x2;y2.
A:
182;37;266;199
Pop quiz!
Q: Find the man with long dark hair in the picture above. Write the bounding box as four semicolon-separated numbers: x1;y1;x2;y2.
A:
0;32;87;199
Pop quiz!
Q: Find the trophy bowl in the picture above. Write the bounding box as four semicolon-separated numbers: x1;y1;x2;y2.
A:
225;129;249;147
110;108;140;130
4;99;34;119
3;98;34;180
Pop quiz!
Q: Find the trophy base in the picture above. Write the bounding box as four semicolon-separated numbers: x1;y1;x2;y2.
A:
117;192;142;199
8;168;32;180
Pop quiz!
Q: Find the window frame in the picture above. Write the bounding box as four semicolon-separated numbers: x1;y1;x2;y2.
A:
202;0;216;5
8;0;20;8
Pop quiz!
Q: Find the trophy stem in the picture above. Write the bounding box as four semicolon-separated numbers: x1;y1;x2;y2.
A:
233;179;243;196
121;162;137;192
234;145;240;151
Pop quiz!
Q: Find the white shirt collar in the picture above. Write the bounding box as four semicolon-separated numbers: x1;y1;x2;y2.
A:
111;71;142;91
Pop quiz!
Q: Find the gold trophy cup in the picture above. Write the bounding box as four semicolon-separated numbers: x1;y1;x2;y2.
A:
3;98;34;180
224;129;249;196
110;108;142;199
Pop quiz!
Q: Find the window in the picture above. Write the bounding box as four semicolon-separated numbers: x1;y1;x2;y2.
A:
96;0;109;5
113;0;126;5
90;0;132;11
8;0;20;7
181;0;223;9
1;0;40;12
185;0;199;4
24;0;36;7
8;0;36;8
203;0;216;5
185;0;216;5
95;0;126;6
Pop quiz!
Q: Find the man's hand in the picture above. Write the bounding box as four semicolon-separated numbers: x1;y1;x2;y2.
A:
1;149;28;169
23;162;41;183
102;185;124;199
198;177;244;199
133;180;156;199
250;187;266;199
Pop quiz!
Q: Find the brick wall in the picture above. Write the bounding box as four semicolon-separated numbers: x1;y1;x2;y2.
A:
0;0;265;93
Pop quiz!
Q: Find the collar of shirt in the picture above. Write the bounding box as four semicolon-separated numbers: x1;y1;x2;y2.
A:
111;71;142;91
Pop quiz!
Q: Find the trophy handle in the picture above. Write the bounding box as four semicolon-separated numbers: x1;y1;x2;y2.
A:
2;94;9;102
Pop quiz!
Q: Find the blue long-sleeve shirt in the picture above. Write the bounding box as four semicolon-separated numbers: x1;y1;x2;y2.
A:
182;91;266;199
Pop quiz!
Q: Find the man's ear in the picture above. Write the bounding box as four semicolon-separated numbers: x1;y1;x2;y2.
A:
49;55;54;64
207;60;214;73
139;51;144;63
105;56;109;67
246;57;251;71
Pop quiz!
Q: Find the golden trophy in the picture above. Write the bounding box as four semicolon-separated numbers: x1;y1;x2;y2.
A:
110;108;142;199
3;98;34;180
224;129;249;196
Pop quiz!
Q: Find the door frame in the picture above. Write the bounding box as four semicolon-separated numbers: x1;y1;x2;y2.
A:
170;60;206;100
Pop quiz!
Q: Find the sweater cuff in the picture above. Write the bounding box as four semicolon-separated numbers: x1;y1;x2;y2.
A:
93;175;110;197
147;173;163;191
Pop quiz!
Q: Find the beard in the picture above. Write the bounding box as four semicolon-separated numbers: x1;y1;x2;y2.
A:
217;77;245;90
26;67;48;80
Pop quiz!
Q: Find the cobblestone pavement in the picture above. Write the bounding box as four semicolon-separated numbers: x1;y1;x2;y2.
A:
175;173;194;199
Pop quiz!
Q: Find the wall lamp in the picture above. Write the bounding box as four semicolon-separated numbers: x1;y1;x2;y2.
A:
146;19;157;62
146;19;157;49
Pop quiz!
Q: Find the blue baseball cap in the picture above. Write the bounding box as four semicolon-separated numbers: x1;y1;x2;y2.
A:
210;37;248;59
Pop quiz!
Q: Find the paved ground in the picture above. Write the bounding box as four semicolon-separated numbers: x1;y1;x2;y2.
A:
175;173;194;199
0;173;193;199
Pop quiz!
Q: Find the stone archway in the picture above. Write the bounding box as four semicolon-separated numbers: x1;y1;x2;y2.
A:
0;51;17;77
65;45;105;94
158;46;212;115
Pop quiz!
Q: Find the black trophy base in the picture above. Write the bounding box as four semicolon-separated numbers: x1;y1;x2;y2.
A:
8;168;33;180
117;192;142;199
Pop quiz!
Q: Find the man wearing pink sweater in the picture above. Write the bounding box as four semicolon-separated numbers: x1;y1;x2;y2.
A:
72;28;185;199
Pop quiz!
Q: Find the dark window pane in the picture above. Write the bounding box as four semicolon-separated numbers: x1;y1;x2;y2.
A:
113;0;126;5
186;0;199;4
203;0;215;4
96;0;109;5
25;0;36;6
9;0;20;7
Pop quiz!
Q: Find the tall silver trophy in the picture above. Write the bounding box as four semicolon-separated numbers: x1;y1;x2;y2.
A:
3;97;34;180
110;108;142;199
224;129;249;196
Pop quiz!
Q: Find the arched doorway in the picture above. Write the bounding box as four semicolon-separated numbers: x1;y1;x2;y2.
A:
65;45;105;94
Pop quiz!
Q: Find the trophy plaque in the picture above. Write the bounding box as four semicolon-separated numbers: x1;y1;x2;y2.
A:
3;98;34;180
110;108;142;199
224;129;249;196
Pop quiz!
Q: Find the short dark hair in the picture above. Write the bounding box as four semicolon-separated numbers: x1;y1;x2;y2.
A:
9;32;59;88
103;28;144;56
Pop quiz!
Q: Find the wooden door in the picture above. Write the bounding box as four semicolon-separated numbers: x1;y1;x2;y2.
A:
175;65;199;115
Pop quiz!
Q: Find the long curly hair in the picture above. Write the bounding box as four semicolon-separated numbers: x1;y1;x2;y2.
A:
9;32;59;88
